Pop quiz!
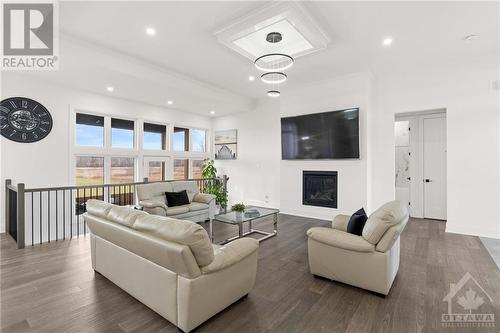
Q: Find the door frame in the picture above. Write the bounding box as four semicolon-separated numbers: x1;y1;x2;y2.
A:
419;113;447;220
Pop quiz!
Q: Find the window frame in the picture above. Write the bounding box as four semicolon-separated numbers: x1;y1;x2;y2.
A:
111;117;136;150
190;127;208;153
70;107;210;185
142;120;169;152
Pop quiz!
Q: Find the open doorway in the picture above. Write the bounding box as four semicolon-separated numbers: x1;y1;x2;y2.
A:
395;110;447;220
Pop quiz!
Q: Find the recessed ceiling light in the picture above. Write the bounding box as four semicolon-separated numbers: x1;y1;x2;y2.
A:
382;37;393;46
248;75;255;81
167;100;173;105
146;27;156;36
463;34;479;42
209;110;215;115
106;86;114;92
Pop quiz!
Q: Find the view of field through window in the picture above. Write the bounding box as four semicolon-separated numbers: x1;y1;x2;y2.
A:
75;113;209;187
174;159;189;180
148;161;165;182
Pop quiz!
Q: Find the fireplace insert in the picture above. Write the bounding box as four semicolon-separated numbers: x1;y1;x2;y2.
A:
302;171;338;208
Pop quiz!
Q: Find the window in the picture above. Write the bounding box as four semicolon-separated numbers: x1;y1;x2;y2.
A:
76;113;104;147
173;127;189;151
192;160;204;179
111;157;135;184
143;123;166;150
192;129;206;152
111;118;134;148
147;160;166;182
75;156;104;186
174;159;189;180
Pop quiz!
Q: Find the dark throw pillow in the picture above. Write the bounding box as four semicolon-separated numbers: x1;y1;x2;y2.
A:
346;208;368;236
165;190;190;207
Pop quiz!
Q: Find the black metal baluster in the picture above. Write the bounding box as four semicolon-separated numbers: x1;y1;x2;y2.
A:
47;191;50;243
31;193;34;246
71;189;73;238
39;191;42;244
80;188;84;237
55;190;58;241
63;189;66;240
128;185;131;205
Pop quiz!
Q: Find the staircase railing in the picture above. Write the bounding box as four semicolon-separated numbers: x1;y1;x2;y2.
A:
4;176;228;249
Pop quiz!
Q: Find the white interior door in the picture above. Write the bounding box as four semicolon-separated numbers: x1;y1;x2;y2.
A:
395;120;411;210
143;157;171;182
423;116;447;220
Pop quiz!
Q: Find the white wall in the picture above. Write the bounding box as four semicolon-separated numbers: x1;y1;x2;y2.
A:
214;66;500;239
280;74;372;220
0;73;212;233
371;65;500;238
213;73;372;221
213;99;281;208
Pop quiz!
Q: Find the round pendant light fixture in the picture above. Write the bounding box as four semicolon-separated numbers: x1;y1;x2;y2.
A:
267;90;281;98
254;53;294;72
261;72;287;84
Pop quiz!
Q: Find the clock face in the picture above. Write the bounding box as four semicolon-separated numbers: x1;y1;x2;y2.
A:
0;97;53;143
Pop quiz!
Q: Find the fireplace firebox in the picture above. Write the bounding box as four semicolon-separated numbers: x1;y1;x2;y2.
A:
302;171;338;208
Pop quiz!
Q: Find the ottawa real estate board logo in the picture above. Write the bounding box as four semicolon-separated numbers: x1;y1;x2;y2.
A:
442;272;495;328
2;1;59;70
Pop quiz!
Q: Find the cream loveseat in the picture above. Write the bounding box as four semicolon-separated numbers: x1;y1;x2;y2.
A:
84;200;259;332
136;181;216;223
307;200;409;295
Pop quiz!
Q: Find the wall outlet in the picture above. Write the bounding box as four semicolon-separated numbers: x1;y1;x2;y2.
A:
264;195;269;203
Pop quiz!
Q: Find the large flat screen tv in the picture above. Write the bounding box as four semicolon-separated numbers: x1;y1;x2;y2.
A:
281;108;359;159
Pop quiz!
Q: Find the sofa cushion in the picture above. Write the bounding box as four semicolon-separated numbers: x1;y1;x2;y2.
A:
166;206;190;216
188;202;209;212
362;200;408;245
307;227;375;252
137;182;174;201
171;181;199;202
133;214;214;266
346;208;368;236
165;190;190;207
107;205;148;227
86;199;112;219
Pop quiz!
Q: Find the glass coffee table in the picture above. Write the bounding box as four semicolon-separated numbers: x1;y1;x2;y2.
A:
212;206;279;244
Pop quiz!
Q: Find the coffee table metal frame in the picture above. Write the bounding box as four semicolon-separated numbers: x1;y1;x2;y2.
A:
211;206;278;245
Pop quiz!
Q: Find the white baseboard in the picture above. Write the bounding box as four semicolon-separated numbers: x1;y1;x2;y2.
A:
445;224;500;239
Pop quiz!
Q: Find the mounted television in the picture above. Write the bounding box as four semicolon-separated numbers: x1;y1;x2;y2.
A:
281;108;359;160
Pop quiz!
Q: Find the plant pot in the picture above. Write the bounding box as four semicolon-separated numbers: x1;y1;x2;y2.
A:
215;204;221;215
235;211;243;222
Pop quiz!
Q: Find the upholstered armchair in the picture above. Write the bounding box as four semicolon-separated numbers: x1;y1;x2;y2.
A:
306;200;409;295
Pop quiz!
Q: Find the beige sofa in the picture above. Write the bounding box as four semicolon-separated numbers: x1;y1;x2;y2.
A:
307;200;409;295
84;200;259;332
136;181;216;223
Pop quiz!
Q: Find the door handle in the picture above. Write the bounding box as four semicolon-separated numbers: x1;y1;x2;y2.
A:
424;179;432;183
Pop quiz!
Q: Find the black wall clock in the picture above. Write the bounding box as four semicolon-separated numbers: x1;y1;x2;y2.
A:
0;97;53;143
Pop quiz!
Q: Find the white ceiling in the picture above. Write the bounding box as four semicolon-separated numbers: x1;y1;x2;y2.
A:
10;1;499;117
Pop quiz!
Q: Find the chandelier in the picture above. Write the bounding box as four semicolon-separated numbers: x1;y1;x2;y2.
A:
254;32;294;97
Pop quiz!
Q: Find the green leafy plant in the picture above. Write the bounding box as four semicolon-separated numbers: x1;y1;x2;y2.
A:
201;158;228;209
231;203;246;212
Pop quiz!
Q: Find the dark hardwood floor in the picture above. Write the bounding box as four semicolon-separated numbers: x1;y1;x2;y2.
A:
1;215;500;332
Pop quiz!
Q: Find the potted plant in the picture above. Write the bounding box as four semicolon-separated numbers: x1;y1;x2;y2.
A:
231;203;246;221
202;158;228;213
